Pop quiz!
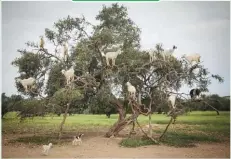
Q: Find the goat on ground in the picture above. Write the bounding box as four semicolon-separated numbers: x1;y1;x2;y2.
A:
42;143;52;155
72;134;84;146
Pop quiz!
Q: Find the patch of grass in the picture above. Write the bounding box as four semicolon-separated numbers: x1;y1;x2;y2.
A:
2;111;230;146
198;124;230;136
161;131;221;147
9;135;60;145
3;111;20;119
120;137;158;148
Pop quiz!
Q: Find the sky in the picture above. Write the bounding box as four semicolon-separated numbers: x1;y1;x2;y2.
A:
2;1;230;97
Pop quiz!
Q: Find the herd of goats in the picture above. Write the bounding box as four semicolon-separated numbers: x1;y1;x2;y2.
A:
16;36;202;108
15;36;203;155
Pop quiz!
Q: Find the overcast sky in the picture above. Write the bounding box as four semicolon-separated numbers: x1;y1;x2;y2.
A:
2;1;230;97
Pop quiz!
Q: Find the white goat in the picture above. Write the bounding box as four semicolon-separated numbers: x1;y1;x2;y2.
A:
102;49;122;66
168;94;177;109
61;67;75;85
63;42;68;61
72;134;84;146
42;143;52;155
191;61;200;75
163;45;177;61
148;49;156;62
40;36;45;49
182;53;201;64
17;77;36;92
126;82;136;100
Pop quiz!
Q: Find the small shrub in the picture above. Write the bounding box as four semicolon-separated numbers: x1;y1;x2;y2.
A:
120;137;158;148
161;131;221;147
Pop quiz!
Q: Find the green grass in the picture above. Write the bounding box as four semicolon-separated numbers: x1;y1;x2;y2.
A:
160;131;221;147
9;135;60;145
3;111;230;147
120;137;158;148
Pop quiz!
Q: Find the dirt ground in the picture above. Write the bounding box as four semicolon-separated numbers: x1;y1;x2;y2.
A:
2;132;230;158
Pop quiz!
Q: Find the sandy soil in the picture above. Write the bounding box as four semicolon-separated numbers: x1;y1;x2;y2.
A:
2;133;230;158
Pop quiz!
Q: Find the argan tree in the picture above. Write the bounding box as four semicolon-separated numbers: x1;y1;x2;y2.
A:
12;3;223;140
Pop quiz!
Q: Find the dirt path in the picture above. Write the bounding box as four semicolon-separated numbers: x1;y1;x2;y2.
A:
2;134;230;158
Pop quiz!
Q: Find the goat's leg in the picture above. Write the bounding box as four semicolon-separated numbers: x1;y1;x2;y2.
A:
25;86;28;92
67;77;70;85
128;92;131;99
46;150;49;156
112;59;116;66
70;76;74;83
106;58;110;66
64;54;67;61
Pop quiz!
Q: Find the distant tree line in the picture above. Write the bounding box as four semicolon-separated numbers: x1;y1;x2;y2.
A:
1;92;229;119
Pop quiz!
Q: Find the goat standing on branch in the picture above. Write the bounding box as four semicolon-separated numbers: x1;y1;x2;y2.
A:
190;88;201;100
148;49;156;62
163;45;177;61
168;94;177;109
61;67;75;85
39;36;45;49
101;48;122;67
17;77;36;92
126;82;136;100
182;53;201;64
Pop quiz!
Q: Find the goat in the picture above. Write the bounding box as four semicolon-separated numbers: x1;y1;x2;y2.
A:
63;42;68;61
42;143;52;155
61;67;75;85
17;77;36;92
167;94;177;109
163;45;177;61
182;53;201;64
126;82;136;100
190;88;201;100
148;49;156;62
40;36;45;49
102;49;122;66
72;134;84;146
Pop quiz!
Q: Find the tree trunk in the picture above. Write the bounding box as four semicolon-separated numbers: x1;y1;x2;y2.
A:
204;101;220;115
148;98;153;137
105;112;139;137
159;117;173;140
58;103;70;140
105;99;127;137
